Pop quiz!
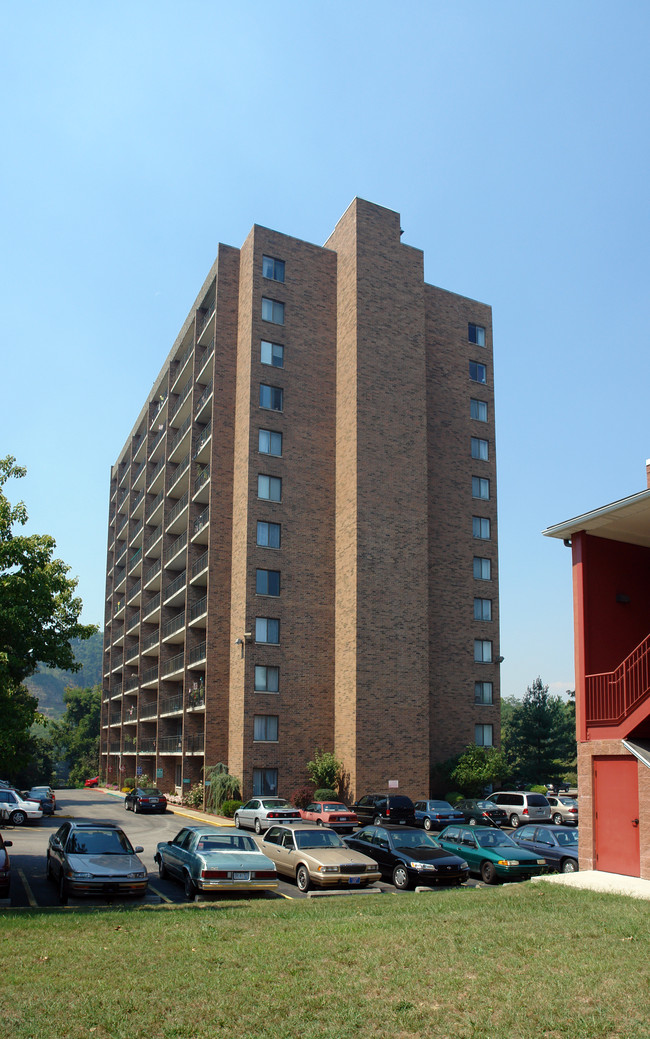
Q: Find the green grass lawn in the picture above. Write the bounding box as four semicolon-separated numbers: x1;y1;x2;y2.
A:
1;884;648;1039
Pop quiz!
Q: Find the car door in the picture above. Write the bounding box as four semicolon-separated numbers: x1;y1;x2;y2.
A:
49;822;72;878
164;829;195;878
261;826;296;878
371;828;395;876
238;799;260;829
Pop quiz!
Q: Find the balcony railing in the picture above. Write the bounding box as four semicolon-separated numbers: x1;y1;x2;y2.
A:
158;734;184;754
161;650;185;677
185;732;205;753
189;596;207;623
138;738;157;754
160;693;184;715
187;641;206;667
162;610;185;639
194;465;209;495
140;701;158;719
166;492;189;528
586;632;650;726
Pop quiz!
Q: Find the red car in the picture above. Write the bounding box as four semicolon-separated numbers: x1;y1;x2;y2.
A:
0;832;12;899
299;801;359;833
84;776;99;788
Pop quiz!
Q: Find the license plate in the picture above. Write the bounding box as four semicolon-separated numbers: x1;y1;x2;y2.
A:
233;872;250;881
348;876;361;884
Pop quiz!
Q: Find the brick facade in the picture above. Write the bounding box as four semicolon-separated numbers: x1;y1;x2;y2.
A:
100;198;500;802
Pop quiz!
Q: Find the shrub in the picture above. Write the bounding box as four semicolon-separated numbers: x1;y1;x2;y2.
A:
529;784;547;794
203;763;242;813
183;783;204;808
290;785;315;809
314;788;337;801
124;777;135;790
306;750;342;791
221;799;242;818
445;791;463;805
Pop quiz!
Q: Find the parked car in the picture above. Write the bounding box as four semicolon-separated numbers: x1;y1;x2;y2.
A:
0;833;12;899
155;825;278;899
27;786;57;809
46;821;148;904
23;789;55;815
454;798;508;828
512;824;579;873
84;776;99;787
436;825;550;884
299;801;359;832
546;795;579;826
234;798;301;834
350;794;416;827
255;822;381;891
345;824;470;889
124;787;168;813
486;791;551;828
0;788;43;825
414;799;465;831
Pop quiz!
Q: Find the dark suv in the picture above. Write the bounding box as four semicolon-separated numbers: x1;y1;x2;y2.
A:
351;794;416;827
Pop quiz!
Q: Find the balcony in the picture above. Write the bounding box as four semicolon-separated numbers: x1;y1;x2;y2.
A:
190;550;208;585
160;693;184;716
142;591;161;622
128;546;142;576
169;376;193;426
185;732;205;755
161;649;185;679
148;425;166;461
586;632;650;728
129;517;143;545
171;341;194;393
162;609;186;643
187;641;207;668
188;595;207;627
192;506;209;544
195;379;213;422
145;522;163;556
141;663;159;688
143;558;162;591
146;490;164;526
193;421;211;464
163;570;187;607
141;628;160;654
127;577;142;606
193;465;210;503
169;453;190;497
147;456;166;495
138;738;157;755
158;734;184;755
166;529;187;569
130;489;145;519
140;701;158;720
166;491;189;535
124;674;140;694
196;338;215;383
168;413;192;461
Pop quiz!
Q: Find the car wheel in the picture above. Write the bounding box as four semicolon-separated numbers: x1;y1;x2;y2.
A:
423;817;432;831
481;861;497;885
233;813;241;828
157;857;169;880
373;815;383;826
133;801;139;814
553;813;563;826
184;873;196;900
59;874;68;905
124;799;130;811
561;858;578;874
509;814;520;829
254;818;262;834
468;817;477;826
10;810;26;826
316;819;322;825
296;865;311;892
392;865;410;890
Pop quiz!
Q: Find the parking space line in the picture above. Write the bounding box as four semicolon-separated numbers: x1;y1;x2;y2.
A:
17;868;38;908
148;883;173;903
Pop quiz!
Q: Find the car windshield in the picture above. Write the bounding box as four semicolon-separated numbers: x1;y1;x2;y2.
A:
428;801;454;811
322;803;347;811
555;830;579;846
390;832;439;850
475;801;497;809
261;799;289;809
196;835;257;852
67;829;134;855
294;830;344;850
559;797;577;806
476;831;517;849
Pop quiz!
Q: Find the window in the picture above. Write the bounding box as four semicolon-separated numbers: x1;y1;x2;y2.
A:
257;521;281;548
473;557;491;580
472;476;490;500
475;723;493;747
262;298;284;324
258;475;282;501
262;256;285;282
470;398;488;422
471;437;489;461
474;639;493;663
261;340;284;368
256;569;280;596
256;617;280;644
472;516;491;539
469;361;487;384
254;715;279;741
259;429;283;456
260;385;283;411
474;598;492;621
474;681;493;705
253;768;278;796
468;323;486;346
255;665;279;692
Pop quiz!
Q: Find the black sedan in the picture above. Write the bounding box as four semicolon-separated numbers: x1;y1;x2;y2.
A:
512;824;579;873
124;787;168;813
455;799;508;828
344;824;469;889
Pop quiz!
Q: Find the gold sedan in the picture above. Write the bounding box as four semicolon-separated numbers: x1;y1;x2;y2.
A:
255;822;380;892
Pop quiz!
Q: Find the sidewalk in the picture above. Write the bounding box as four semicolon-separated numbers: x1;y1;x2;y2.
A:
533;870;650;901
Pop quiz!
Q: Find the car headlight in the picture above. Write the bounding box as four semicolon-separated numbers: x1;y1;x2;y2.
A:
496;860;519;866
409;861;433;870
365;864;376;872
536;859;547;866
68;871;93;879
317;865;339;873
460;862;469;870
127;871;147;879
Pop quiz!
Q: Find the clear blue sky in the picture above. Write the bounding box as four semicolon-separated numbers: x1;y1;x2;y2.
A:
2;2;649;702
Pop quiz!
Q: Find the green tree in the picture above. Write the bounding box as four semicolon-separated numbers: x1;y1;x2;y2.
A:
0;456;96;777
50;685;101;786
204;762;242;813
306;749;343;792
501;677;576;785
451;745;509;797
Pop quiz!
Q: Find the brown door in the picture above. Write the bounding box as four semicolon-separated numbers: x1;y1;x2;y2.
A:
593;756;640;877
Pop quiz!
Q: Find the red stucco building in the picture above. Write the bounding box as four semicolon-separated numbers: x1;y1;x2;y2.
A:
545;465;650;879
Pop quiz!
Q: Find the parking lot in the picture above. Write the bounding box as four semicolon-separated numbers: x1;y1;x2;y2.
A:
1;789;492;908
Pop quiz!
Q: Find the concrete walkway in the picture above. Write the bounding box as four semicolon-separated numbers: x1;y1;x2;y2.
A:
533;869;650;900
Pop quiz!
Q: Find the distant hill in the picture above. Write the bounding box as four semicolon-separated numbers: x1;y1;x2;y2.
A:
25;631;104;719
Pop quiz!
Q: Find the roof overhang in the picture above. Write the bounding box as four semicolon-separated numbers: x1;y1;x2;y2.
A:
622;739;650;770
542;488;650;548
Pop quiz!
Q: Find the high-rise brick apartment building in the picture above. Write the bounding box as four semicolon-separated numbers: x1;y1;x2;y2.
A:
101;199;500;801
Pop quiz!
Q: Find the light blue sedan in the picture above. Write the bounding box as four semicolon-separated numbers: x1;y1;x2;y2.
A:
154;825;278;900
